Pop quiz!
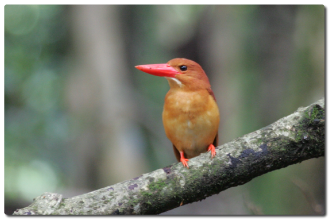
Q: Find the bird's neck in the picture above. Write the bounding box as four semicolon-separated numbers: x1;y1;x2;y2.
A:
166;77;183;89
166;76;211;93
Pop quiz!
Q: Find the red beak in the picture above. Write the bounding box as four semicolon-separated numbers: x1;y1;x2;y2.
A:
135;63;181;78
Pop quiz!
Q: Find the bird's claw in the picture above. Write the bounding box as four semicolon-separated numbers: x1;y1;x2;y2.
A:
180;151;189;168
180;158;189;168
208;144;216;158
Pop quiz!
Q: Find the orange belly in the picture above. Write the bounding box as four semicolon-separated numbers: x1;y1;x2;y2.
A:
162;89;220;159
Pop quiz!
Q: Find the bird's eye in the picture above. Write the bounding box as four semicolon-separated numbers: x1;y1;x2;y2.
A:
179;65;187;71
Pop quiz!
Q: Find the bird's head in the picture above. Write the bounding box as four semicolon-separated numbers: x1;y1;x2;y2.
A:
135;58;211;90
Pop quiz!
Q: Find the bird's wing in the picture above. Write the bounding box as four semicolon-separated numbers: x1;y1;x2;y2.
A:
206;87;216;102
172;144;181;162
213;132;218;147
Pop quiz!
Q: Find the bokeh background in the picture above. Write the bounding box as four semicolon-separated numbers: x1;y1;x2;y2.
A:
4;5;324;215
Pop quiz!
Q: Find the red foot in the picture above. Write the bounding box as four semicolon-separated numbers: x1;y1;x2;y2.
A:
180;151;189;168
208;144;216;158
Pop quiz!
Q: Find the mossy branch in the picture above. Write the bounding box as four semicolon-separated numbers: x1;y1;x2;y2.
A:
13;98;324;215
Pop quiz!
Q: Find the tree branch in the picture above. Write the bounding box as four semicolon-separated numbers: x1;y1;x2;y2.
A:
13;98;324;215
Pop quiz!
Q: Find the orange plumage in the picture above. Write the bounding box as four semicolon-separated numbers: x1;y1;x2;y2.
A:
136;58;220;168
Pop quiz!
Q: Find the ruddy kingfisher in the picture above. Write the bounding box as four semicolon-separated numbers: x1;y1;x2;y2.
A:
135;58;220;168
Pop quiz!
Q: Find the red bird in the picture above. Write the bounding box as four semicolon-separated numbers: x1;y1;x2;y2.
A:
135;58;220;168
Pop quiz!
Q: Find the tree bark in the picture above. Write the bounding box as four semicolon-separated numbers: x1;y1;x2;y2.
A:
13;98;324;215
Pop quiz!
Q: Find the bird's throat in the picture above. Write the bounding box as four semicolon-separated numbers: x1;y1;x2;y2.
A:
166;77;182;88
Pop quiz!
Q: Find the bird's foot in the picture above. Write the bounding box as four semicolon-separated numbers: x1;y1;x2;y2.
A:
208;144;216;158
180;151;189;168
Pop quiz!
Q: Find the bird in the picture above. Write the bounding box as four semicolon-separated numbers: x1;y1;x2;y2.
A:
135;58;220;168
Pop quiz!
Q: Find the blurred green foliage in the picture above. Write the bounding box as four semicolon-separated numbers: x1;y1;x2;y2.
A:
5;5;69;203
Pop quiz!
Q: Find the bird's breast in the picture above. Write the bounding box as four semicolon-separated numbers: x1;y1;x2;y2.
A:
162;89;220;158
